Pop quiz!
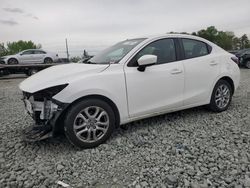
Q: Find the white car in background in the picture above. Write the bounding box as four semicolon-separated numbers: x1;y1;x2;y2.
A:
19;34;240;148
0;49;58;64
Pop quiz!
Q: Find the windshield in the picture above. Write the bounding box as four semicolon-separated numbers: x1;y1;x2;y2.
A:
87;38;146;64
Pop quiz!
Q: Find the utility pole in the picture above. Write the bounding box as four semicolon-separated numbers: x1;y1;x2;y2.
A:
65;38;69;59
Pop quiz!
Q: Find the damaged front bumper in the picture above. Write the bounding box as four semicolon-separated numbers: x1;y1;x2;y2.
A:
22;92;67;142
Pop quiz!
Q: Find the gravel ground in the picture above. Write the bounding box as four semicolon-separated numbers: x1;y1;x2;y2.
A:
0;69;249;188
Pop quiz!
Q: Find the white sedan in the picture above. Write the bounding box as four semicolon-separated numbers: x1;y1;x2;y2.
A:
19;34;240;148
0;49;58;64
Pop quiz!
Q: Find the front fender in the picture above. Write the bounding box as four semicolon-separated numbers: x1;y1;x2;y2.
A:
53;67;129;124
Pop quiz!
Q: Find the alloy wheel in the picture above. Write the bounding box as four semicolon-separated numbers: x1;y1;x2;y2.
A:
8;59;18;64
215;84;230;109
73;106;109;143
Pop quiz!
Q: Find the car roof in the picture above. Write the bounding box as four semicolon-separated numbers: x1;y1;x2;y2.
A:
22;49;44;51
129;33;214;46
145;33;211;42
21;49;45;53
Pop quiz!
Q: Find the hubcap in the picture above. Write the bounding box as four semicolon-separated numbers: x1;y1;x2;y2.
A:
73;106;109;143
215;84;230;109
9;59;17;64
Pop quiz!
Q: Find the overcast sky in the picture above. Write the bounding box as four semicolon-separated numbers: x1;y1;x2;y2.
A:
1;0;250;57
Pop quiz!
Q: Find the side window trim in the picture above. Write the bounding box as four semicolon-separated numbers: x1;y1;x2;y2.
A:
174;38;184;61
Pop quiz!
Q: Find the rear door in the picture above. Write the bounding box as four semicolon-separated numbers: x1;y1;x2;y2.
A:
124;38;185;118
180;38;219;106
33;50;46;63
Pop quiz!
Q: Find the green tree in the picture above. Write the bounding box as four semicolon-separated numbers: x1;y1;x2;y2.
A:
195;26;250;50
232;37;241;50
216;31;234;50
0;40;41;57
197;26;218;43
239;34;250;49
6;40;41;55
0;43;8;56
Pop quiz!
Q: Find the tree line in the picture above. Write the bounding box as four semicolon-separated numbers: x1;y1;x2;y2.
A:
171;26;250;50
0;40;41;57
1;26;249;57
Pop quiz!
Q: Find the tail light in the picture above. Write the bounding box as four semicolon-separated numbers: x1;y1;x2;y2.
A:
231;56;239;65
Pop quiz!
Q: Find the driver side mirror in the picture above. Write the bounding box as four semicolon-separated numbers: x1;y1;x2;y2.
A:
137;55;157;72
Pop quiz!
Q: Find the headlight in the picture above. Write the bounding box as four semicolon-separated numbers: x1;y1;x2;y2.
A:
32;84;68;101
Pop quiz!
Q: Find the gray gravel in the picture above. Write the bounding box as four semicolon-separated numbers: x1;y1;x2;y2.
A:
0;69;249;188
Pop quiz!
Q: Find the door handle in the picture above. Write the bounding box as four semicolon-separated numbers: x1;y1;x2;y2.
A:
210;61;218;66
171;68;182;74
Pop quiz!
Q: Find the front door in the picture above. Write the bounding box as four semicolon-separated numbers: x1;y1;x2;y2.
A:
124;38;184;118
19;50;34;63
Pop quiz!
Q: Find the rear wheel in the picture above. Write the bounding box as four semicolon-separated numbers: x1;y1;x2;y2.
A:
44;57;53;64
245;60;250;69
26;69;38;76
64;98;115;148
8;58;18;64
208;80;232;112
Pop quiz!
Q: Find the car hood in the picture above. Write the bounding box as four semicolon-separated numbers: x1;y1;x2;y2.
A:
19;63;109;93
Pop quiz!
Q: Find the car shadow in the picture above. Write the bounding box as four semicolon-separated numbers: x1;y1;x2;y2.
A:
22;105;213;152
111;106;212;139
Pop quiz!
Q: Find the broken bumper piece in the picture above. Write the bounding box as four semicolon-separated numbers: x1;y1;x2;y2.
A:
22;95;66;142
23;124;53;142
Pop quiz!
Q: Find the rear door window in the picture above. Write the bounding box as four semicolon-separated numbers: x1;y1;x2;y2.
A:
182;39;209;59
34;50;46;54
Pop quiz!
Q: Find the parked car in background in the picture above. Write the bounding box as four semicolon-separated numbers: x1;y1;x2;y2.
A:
235;48;250;69
0;49;59;64
228;50;239;55
19;34;240;148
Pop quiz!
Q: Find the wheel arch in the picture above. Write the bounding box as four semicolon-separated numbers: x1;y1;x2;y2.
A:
209;75;235;103
44;57;53;63
8;57;18;64
55;94;121;132
218;76;235;95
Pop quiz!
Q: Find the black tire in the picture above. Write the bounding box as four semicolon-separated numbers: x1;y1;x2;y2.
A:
8;58;18;64
27;69;38;76
245;60;250;69
208;79;233;112
44;57;53;64
64;98;115;148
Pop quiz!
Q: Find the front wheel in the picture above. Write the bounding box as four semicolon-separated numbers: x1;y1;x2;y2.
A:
208;80;232;112
8;58;18;64
64;99;115;148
